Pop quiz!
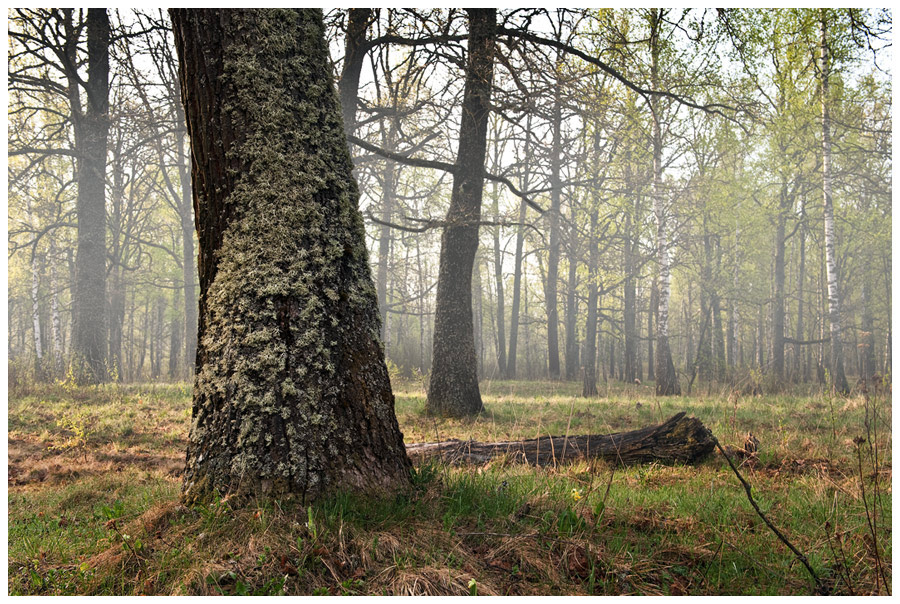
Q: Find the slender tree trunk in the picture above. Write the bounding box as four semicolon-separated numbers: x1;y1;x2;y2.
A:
426;8;495;416
337;8;371;136
30;251;44;376
49;246;63;376
650;9;679;396
861;281;877;379
795;219;807;382
757;303;765;369
819;12;849;394
564;223;579;380
491;180;507;377
169;282;182;379
416;235;426;374
171;8;411;502
623;211;637;382
71;8;110;384
582;200;599;396
108;268;125;382
648;281;656;381
376;122;397;341
174;99;198;376
506;116;532;379
772;208;786;381
473;255;484;377
545;65;563;380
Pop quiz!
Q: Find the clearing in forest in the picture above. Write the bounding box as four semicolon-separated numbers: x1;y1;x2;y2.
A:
7;379;891;595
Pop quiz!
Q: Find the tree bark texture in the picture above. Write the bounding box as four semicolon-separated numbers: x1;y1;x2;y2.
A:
426;8;495;416
171;8;411;503
406;412;715;467
71;8;110;384
819;12;849;394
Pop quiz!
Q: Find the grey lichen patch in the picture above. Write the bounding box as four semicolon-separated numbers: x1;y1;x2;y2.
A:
181;9;409;505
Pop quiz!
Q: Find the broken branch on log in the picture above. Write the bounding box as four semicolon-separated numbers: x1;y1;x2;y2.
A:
405;412;715;467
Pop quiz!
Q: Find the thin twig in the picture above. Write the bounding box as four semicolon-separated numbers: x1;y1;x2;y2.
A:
714;438;828;595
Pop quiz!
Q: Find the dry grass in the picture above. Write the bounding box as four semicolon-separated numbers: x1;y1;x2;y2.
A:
7;379;892;595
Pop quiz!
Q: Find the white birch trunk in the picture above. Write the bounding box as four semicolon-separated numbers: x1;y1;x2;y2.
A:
820;12;849;393
49;250;63;373
31;252;43;364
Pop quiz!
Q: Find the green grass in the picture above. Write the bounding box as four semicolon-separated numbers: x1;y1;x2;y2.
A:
7;379;892;595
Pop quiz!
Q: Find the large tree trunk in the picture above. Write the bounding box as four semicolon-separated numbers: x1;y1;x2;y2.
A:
426;8;495;416
171;8;411;503
71;8;110;384
819;12;849;394
406;412;715;467
649;9;680;396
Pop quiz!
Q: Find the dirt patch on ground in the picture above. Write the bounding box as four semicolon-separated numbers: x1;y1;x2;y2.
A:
8;435;184;488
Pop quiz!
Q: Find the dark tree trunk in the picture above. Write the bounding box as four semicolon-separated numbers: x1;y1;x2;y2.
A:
426;8;495;416
71;8;110;384
407;412;715;467
171;8;411;503
337;8;371;136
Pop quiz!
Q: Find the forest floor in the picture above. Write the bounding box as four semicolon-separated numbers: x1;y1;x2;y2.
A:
7;378;892;595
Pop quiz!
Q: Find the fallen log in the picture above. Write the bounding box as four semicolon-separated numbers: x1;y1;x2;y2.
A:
405;412;715;466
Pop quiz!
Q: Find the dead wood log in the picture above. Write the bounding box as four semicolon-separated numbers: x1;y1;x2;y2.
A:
405;412;715;467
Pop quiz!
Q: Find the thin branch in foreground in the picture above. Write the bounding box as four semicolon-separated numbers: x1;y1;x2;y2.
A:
714;438;828;595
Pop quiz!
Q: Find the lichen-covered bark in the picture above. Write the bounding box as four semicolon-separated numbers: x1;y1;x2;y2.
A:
426;8;495;417
171;8;410;503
